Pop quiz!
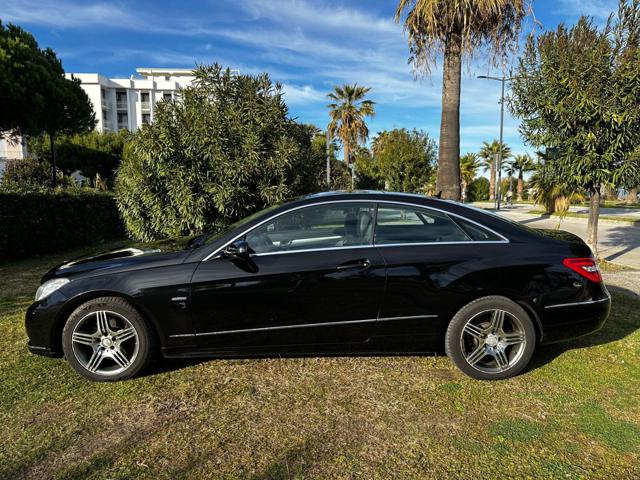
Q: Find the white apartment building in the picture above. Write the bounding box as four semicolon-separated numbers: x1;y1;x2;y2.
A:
65;68;196;132
0;134;28;177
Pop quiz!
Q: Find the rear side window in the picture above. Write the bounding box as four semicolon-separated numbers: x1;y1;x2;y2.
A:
375;205;471;244
453;216;504;241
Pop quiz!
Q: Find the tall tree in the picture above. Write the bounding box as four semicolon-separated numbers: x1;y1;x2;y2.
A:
509;1;640;253
460;152;480;201
478;140;511;201
508;153;535;200
0;21;95;186
327;84;375;186
395;0;527;200
43;76;96;186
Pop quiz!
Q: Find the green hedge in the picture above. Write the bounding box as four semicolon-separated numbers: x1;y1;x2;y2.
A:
0;190;125;260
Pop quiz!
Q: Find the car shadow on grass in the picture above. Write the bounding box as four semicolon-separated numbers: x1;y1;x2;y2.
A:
525;287;640;373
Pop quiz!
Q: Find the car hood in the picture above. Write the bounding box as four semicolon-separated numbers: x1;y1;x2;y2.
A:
41;236;196;282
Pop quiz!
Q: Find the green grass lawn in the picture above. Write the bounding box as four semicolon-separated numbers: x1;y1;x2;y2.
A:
1;246;639;479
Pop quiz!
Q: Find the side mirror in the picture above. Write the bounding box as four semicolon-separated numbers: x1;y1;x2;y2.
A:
223;239;249;258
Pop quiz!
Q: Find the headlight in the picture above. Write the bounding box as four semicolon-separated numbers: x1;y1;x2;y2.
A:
35;278;70;302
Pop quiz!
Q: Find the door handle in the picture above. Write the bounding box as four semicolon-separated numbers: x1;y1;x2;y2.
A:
336;259;371;271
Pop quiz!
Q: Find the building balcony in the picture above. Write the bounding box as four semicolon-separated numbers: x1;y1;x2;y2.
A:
140;101;151;111
102;121;113;131
117;123;129;131
101;101;111;110
116;100;128;109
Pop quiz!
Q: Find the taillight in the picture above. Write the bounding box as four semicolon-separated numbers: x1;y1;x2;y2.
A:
563;258;602;283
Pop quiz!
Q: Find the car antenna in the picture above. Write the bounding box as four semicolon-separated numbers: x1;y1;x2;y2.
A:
435;191;442;199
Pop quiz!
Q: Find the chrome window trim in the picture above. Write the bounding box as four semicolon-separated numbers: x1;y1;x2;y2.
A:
169;314;438;338
202;199;509;261
544;297;611;309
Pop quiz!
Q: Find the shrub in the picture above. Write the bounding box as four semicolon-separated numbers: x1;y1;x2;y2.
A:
2;157;75;190
0;190;124;260
28;130;130;185
116;64;325;241
370;129;438;193
467;177;490;202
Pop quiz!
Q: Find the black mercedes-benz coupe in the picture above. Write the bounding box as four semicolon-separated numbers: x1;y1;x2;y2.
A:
26;191;611;381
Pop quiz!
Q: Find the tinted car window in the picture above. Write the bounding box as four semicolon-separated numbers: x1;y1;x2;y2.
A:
246;203;375;254
453;217;503;241
375;205;470;244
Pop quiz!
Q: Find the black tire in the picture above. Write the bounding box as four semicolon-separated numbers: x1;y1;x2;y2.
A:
62;296;156;381
445;296;536;380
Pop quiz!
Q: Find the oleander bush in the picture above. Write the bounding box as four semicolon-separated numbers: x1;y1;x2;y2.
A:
116;63;326;242
0;189;124;260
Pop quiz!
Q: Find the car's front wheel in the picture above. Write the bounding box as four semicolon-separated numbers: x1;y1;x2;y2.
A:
445;296;536;380
62;297;155;381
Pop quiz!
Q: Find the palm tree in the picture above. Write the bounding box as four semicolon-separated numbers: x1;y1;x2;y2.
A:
509;153;535;201
395;0;527;200
327;84;375;185
478;140;511;201
459;153;479;202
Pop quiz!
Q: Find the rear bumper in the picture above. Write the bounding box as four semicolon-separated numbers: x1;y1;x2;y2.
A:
539;294;611;344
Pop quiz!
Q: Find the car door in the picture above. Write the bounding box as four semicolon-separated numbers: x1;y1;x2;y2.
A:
189;201;386;351
372;202;508;350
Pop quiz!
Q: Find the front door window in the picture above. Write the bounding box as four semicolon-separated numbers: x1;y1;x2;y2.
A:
246;203;375;254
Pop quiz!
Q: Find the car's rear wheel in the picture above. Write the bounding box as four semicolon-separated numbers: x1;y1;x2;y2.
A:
445;296;536;380
62;297;155;381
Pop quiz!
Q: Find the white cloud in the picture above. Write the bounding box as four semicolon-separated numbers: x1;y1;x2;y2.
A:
238;0;399;35
556;0;618;20
281;84;325;105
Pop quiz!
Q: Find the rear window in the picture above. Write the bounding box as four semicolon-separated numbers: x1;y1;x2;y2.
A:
375;205;471;244
453;216;503;241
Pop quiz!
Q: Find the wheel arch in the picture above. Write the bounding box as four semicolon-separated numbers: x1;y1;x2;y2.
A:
52;290;162;355
439;292;543;349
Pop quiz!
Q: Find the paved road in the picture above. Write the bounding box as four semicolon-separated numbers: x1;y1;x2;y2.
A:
482;206;640;268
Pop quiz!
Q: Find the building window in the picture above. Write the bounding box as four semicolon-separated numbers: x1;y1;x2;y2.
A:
117;112;128;130
163;93;172;101
142;113;151;124
164;75;170;81
140;92;150;103
116;90;127;109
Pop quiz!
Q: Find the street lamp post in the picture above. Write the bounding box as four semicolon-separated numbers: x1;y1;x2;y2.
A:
477;75;513;210
326;129;331;189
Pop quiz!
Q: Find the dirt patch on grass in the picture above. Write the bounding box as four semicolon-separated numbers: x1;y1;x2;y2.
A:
18;398;195;480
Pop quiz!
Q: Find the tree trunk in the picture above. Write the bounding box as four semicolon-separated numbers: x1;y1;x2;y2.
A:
586;185;600;256
343;141;351;189
436;36;462;200
50;132;57;188
461;179;467;202
489;160;496;201
626;187;638;204
517;173;524;201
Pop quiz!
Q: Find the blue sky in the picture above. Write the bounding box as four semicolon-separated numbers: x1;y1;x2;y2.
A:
1;0;619;158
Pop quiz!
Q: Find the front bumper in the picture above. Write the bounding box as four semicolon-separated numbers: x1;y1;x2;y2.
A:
25;290;69;357
539;293;611;344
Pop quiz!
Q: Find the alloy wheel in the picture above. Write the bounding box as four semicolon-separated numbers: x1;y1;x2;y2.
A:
71;310;139;377
459;309;527;374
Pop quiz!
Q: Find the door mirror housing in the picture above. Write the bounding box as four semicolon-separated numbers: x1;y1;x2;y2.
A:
223;239;249;258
